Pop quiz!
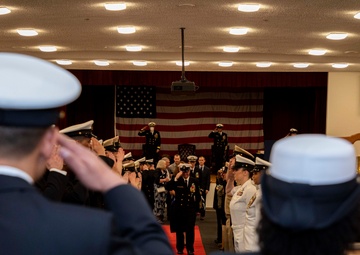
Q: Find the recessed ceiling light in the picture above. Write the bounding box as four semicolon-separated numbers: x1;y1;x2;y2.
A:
104;3;126;11
354;12;360;19
238;4;260;12
55;59;72;65
94;60;109;66
293;63;309;68
132;60;147;66
177;4;196;7
125;45;142;52
332;63;349;68
117;26;136;34
223;46;240;53
308;49;327;56
218;62;233;67
17;29;38;36
229;28;248;35
0;7;11;15
39;46;57;52
176;61;190;66
256;62;272;68
326;33;348;40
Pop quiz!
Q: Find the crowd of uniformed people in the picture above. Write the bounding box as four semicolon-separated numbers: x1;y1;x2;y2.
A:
2;53;360;255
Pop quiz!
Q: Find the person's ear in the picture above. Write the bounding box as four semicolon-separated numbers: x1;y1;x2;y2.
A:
39;126;59;160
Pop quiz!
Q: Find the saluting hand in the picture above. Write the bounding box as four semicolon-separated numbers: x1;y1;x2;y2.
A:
91;137;105;156
46;144;64;170
175;171;183;180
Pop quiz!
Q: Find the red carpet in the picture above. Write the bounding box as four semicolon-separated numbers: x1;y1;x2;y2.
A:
162;225;206;255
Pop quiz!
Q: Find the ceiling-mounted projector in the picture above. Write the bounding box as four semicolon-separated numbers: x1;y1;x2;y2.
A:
171;27;198;95
171;80;197;94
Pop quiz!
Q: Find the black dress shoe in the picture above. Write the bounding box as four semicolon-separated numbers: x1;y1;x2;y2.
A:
188;251;194;255
177;251;183;254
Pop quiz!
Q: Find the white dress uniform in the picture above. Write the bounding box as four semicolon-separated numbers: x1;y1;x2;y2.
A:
229;178;257;253
245;183;262;252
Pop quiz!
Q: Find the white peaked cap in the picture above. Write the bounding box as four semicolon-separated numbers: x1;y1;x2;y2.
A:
60;120;94;134
234;154;255;166
135;157;146;163
0;53;81;110
123;152;132;160
179;163;191;169
269;134;357;185
255;157;271;167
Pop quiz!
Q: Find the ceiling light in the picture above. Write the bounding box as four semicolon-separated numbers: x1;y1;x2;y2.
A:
223;46;240;53
0;7;11;15
94;60;109;66
104;3;126;11
256;62;272;68
39;46;57;52
176;61;190;66
229;28;248;35
17;29;38;36
354;12;360;19
238;4;260;12
308;49;327;56
55;59;72;65
132;60;147;66
293;63;309;68
117;26;136;34
326;33;348;40
332;63;349;69
218;62;233;67
125;45;142;52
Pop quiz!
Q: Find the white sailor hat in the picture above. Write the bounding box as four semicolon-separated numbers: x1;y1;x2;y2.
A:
145;158;154;165
60;120;96;138
232;154;255;170
252;157;271;172
262;134;360;230
216;123;223;128
231;145;254;160
187;155;198;162
0;53;81;127
103;136;121;152
148;122;156;127
179;163;191;171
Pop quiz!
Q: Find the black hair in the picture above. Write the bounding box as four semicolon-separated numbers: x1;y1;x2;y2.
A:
258;202;360;255
0;126;47;158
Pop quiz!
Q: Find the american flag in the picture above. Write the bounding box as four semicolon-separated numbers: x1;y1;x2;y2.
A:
115;86;264;158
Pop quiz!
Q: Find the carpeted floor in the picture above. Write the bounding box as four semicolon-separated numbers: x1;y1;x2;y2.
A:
162;225;206;255
162;209;221;255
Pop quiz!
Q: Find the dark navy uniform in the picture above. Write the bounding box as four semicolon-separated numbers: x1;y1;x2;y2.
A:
209;130;228;171
169;176;201;254
138;129;161;161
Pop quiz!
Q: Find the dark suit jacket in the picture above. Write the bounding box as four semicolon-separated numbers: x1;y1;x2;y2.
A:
0;174;172;255
198;165;211;191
